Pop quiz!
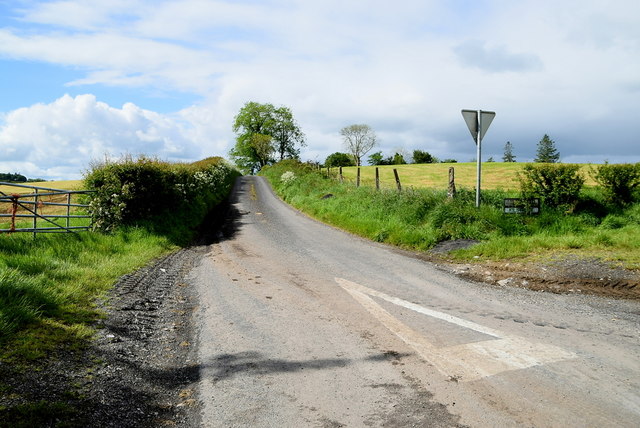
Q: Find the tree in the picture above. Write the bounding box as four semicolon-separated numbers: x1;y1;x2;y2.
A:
230;101;305;173
534;134;560;163
412;150;436;164
340;124;377;167
0;172;27;182
271;106;306;161
325;152;355;168
368;151;384;166
391;152;407;165
229;133;275;174
502;141;516;162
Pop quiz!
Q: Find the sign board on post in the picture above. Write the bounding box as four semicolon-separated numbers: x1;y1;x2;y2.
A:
503;198;540;214
461;109;496;208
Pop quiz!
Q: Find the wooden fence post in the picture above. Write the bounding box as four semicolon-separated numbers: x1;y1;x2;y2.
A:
339;167;343;183
356;167;360;187
393;168;402;192
448;166;456;199
375;167;380;190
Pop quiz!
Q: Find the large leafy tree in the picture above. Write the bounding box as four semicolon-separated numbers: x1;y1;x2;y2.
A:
271;106;306;161
230;101;305;173
534;134;560;163
229;133;274;174
340;124;377;167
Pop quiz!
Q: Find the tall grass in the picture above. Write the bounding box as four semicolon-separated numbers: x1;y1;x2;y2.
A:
0;228;175;359
261;161;640;268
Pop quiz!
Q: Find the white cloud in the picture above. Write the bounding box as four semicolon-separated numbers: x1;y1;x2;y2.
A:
0;94;207;179
0;0;639;177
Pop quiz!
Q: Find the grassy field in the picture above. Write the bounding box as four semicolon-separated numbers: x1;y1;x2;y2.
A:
0;180;83;195
336;163;599;191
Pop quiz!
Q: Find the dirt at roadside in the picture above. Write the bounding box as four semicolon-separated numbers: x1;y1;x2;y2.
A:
427;240;640;301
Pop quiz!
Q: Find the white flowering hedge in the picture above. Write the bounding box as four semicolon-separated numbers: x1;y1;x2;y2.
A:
280;171;296;185
84;156;240;232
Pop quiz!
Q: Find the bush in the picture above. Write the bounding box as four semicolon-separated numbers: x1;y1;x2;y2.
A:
591;162;640;206
518;164;584;209
84;156;240;232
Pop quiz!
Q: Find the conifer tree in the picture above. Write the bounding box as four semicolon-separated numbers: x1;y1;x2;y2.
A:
502;141;516;162
534;134;560;163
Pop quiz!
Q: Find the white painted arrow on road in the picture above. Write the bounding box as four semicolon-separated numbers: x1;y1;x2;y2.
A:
336;278;577;382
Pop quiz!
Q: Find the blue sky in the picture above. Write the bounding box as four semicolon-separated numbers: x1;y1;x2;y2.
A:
1;0;639;179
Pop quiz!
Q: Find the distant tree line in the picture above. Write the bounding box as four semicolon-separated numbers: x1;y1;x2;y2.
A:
324;148;458;167
0;173;27;182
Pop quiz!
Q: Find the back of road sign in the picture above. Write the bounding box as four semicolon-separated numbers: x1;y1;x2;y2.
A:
462;110;495;143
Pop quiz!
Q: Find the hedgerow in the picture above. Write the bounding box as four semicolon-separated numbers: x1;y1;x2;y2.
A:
84;156;240;233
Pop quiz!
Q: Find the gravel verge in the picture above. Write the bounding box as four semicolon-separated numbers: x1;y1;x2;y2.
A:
429;239;640;300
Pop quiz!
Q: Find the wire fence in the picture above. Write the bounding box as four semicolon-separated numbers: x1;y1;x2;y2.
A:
0;182;94;236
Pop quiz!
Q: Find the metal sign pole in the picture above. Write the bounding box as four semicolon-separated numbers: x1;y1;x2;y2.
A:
476;110;482;208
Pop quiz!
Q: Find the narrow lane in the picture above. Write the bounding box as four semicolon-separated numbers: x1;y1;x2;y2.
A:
191;176;639;427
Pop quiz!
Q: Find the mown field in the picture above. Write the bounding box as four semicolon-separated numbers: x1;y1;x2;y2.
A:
0;180;83;195
337;163;599;191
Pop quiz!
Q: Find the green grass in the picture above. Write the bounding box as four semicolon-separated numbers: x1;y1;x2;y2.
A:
0;228;176;361
262;161;640;269
336;163;599;191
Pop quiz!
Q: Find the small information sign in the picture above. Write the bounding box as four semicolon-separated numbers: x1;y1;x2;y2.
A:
503;198;540;214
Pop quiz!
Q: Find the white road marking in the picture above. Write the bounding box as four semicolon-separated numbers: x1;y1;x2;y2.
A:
336;277;577;382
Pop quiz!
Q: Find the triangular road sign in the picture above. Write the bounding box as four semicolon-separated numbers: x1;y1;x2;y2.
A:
461;109;496;144
462;110;478;142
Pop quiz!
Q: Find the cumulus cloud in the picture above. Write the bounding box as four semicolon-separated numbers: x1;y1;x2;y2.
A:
0;0;639;176
453;40;543;73
0;94;206;179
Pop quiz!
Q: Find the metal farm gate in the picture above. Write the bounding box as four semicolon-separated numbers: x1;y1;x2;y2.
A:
0;182;94;236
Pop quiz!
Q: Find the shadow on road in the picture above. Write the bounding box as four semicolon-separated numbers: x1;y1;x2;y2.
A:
196;176;248;246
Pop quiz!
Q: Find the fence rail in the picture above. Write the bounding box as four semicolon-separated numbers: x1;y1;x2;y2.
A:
0;181;94;236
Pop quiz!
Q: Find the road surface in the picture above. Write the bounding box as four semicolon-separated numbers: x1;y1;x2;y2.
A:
190;176;639;427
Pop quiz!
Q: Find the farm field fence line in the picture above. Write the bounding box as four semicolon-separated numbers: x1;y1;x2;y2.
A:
0;181;94;236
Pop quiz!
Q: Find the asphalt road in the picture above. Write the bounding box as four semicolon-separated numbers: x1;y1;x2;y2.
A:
190;176;639;427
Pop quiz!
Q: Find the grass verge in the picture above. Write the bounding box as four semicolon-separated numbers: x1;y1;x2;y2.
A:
0;227;176;362
261;160;640;269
